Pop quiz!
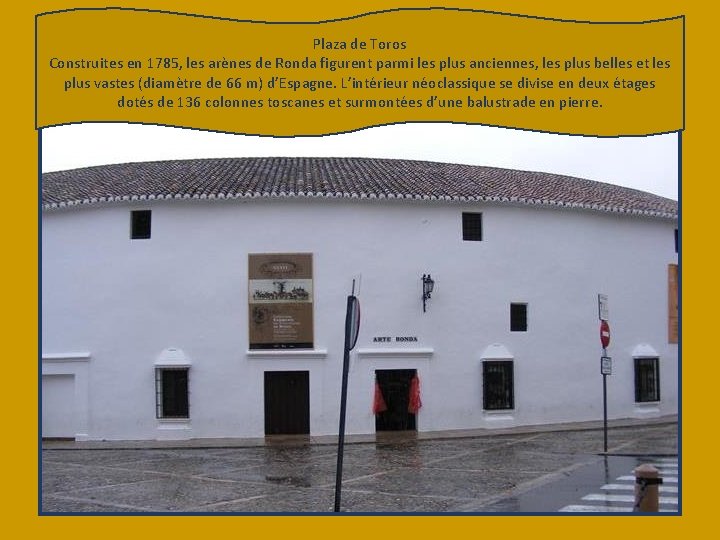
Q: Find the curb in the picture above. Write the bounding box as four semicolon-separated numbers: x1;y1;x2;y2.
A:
42;414;678;451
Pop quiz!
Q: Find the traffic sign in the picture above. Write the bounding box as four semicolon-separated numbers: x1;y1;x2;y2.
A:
347;296;360;351
600;320;611;348
601;356;612;375
598;294;609;321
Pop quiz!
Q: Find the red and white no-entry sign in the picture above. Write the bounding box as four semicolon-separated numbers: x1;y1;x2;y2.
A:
600;320;611;348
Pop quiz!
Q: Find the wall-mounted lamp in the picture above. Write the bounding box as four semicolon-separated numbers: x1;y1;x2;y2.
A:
422;274;435;313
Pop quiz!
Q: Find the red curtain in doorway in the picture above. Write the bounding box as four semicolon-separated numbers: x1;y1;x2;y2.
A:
373;381;387;414
408;374;422;414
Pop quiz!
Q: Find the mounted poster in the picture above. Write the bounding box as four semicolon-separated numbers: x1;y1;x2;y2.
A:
248;253;313;349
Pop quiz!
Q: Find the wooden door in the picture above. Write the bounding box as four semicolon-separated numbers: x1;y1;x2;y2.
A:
264;371;310;435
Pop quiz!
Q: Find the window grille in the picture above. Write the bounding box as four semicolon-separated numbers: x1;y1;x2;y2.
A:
634;358;660;402
483;360;514;410
155;368;189;418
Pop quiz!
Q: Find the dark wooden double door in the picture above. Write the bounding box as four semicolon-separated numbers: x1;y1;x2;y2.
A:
264;371;310;435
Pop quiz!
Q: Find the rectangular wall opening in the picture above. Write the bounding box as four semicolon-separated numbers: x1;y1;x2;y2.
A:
375;369;418;432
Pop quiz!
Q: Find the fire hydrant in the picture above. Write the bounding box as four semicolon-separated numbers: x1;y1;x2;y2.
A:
634;463;663;512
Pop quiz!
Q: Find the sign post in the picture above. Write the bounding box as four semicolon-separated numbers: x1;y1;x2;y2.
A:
334;280;360;512
598;294;610;453
598;293;609;322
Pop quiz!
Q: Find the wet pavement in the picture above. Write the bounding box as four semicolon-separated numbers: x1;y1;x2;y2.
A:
41;417;678;514
478;455;679;513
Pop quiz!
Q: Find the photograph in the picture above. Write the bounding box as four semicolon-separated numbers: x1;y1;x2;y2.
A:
40;122;679;514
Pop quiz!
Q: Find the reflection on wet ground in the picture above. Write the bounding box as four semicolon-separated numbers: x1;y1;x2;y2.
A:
41;422;678;514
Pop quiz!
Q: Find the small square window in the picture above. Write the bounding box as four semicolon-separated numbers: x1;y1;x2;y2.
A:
131;210;151;239
155;368;189;418
462;212;482;241
483;361;514;410
634;358;660;403
510;303;528;332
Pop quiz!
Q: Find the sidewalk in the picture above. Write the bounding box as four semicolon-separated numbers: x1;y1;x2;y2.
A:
42;414;678;450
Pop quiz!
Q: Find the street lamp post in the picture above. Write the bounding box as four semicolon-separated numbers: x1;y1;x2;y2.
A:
422;274;434;313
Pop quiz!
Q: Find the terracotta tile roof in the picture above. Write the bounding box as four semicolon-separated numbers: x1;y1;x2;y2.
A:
42;157;678;219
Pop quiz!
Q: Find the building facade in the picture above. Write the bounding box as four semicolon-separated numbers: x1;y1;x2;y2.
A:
41;157;679;441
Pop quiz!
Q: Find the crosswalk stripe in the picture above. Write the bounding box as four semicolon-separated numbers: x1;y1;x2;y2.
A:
617;475;678;483
600;483;678;493
559;505;676;513
582;493;678;504
560;505;633;512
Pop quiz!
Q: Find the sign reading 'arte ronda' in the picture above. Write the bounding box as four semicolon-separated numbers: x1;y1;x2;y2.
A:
248;253;313;349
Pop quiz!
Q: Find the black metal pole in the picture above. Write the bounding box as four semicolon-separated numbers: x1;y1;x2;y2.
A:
602;346;608;453
603;373;608;453
333;295;354;512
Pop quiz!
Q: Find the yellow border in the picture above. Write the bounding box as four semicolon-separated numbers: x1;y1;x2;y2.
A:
10;0;706;537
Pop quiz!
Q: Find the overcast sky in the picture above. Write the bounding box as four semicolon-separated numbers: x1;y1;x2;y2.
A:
41;123;679;200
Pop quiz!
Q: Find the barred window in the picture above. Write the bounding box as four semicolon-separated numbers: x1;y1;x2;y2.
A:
155;368;189;418
483;361;514;410
634;358;660;403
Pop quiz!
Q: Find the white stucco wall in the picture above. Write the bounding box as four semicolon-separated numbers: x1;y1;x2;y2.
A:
41;197;678;440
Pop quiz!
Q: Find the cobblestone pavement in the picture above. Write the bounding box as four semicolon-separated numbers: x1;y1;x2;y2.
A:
41;419;678;514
